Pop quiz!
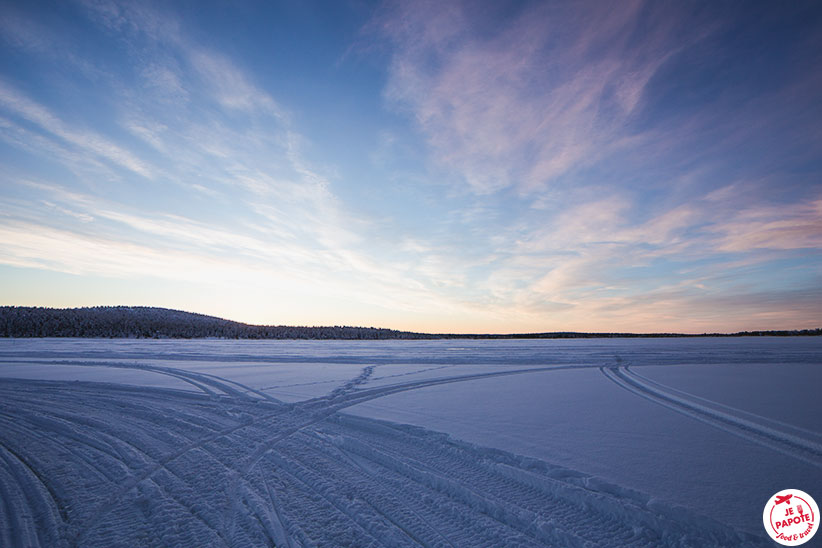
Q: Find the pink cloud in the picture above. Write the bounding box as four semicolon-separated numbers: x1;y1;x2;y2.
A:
711;199;822;252
376;0;686;194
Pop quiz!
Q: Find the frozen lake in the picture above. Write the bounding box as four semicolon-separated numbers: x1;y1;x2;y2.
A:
0;337;820;546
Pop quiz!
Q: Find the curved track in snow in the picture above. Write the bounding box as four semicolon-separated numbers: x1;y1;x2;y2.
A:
0;361;767;547
600;366;822;469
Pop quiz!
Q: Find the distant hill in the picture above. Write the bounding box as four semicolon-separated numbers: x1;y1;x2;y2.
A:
0;306;819;339
0;306;430;340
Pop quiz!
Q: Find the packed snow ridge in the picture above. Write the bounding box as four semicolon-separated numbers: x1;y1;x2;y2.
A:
0;356;770;547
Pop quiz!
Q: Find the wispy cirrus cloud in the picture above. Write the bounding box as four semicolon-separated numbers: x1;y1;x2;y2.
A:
0;80;153;178
374;0;701;194
78;0;283;118
710;200;822;253
0;0;453;325
463;183;822;331
0;178;465;326
365;0;822;331
0;0;494;327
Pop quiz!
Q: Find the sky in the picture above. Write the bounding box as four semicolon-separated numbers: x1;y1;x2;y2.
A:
0;0;821;334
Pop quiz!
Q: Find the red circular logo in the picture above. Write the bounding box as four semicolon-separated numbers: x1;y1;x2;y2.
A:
764;489;818;546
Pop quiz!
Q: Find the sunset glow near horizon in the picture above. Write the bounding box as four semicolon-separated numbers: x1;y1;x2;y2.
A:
1;1;821;334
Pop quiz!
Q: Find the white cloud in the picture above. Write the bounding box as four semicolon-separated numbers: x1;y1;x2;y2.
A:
711;200;822;252
78;0;283;118
186;49;282;117
140;63;189;103
0;80;153;178
376;0;679;195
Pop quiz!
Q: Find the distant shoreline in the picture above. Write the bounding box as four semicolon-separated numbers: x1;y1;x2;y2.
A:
1;306;819;340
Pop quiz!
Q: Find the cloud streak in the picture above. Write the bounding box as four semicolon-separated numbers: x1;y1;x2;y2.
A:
376;0;698;194
0;80;153;178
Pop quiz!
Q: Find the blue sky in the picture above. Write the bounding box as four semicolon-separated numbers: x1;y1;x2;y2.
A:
1;0;820;333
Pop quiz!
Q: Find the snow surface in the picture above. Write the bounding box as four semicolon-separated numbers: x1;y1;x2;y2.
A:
0;337;819;546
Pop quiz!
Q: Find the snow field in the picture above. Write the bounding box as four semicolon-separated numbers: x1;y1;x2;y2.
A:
1;337;819;546
0;375;760;547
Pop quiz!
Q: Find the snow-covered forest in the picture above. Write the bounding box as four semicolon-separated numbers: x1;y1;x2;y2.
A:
0;307;426;339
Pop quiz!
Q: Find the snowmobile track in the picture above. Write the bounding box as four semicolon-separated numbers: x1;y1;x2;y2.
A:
0;360;769;547
600;366;822;468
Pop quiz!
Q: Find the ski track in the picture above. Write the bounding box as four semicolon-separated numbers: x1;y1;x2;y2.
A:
0;358;772;547
600;366;822;469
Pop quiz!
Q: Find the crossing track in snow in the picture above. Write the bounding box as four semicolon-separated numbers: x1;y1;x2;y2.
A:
0;358;282;402
600;366;822;469
0;360;769;547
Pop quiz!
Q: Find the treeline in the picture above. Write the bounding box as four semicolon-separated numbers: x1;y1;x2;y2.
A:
0;306;432;340
0;306;819;339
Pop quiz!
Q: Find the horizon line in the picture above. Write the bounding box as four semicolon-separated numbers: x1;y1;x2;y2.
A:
2;305;820;339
